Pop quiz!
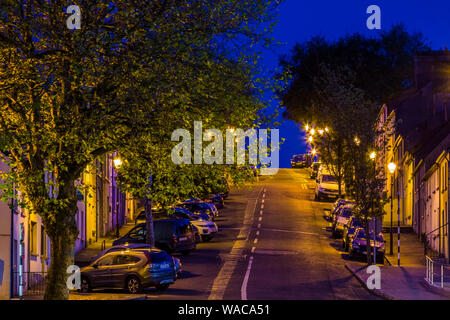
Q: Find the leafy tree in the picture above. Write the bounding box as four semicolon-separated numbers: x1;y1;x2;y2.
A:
0;0;282;299
280;24;430;124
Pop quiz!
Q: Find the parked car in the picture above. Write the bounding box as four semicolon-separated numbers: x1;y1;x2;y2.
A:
113;219;196;255
342;216;363;251
332;205;354;237
80;249;177;294
310;162;322;179
291;154;311;168
348;228;385;263
169;207;218;242
315;172;343;201
177;201;216;220
206;194;224;209
330;199;355;223
88;243;153;264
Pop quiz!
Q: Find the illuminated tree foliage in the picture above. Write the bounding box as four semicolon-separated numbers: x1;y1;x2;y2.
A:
0;0;282;299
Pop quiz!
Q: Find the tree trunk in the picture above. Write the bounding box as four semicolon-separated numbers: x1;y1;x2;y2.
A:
42;177;79;300
44;232;76;300
145;197;155;247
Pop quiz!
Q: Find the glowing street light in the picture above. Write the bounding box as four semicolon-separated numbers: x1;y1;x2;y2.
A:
308;136;313;143
370;151;376;160
113;158;123;169
113;156;122;238
318;129;324;135
325;127;329;132
312;149;317;155
387;161;397;256
310;128;316;136
354;137;360;146
305;124;309;131
388;162;396;174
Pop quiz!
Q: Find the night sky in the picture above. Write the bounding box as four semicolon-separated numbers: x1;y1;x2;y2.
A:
265;0;450;168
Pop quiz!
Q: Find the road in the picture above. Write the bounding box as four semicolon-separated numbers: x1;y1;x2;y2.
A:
79;168;379;300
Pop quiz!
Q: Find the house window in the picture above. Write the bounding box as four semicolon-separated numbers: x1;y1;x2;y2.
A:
30;222;38;256
41;225;47;258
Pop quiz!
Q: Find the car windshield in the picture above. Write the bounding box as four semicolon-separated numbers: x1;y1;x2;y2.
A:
322;175;337;183
293;155;305;161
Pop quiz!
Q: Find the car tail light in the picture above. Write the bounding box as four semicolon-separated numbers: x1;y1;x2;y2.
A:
144;252;153;270
173;234;178;244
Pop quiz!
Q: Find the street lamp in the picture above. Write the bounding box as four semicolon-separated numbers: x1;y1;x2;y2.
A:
388;162;396;256
354;137;360;146
325;127;329;132
305;124;309;132
308;136;313;143
318;129;324;135
370;152;376;265
310;128;316;136
113;157;122;238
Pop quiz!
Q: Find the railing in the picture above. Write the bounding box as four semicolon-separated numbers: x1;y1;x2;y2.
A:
12;272;47;298
425;256;450;288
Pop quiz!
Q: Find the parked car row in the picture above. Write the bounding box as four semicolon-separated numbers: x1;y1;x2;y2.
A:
79;192;229;294
328;199;385;264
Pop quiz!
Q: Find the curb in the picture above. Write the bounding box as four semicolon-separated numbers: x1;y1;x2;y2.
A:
421;279;450;299
344;264;397;300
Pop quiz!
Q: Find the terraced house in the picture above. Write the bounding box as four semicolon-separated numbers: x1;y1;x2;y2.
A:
377;50;450;261
0;153;138;299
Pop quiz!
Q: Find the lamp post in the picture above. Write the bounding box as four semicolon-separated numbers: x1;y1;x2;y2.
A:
113;157;123;238
388;162;396;256
370;152;376;265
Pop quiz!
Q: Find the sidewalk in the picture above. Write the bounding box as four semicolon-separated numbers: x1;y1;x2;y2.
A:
346;229;449;300
75;221;136;267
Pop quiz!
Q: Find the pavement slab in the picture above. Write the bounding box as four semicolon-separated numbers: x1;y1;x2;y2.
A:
345;262;448;300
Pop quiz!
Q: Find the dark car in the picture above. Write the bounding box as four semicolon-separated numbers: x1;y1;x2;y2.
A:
332;205;354;238
207;194;224;209
291;154;311;168
330;199;355;223
342;216;363;251
177;201;216;220
113;219;196;255
348;228;385;263
80;249;177;294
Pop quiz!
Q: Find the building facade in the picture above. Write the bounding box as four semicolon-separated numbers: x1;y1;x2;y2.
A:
0;153;137;299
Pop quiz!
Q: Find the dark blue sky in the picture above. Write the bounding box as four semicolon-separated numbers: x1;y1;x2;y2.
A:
264;0;450;168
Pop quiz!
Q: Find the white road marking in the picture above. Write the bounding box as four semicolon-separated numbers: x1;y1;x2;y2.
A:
261;199;265;204
260;210;263;215
256;230;260;236
253;238;258;244
258;217;262;222
241;256;254;300
260;227;318;236
251;247;256;253
261;204;264;209
257;224;261;229
208;185;263;300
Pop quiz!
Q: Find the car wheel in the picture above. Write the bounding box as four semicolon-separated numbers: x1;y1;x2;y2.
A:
80;277;91;293
155;283;170;291
126;276;142;294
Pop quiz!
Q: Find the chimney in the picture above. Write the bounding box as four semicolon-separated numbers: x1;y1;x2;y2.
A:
414;51;450;89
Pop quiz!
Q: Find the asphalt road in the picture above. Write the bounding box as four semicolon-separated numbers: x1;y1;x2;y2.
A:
82;168;379;300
